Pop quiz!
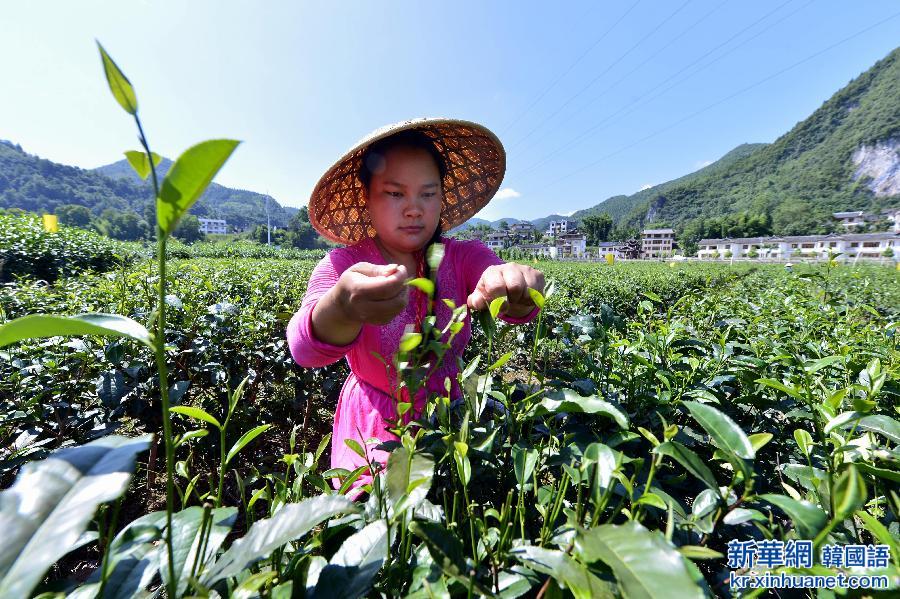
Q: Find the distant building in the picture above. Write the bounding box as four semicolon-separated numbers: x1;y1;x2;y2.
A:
556;232;587;258
597;240;640;259
485;231;511;251
198;218;228;234
510;222;535;234
641;228;676;258
697;231;898;260
883;208;900;233
548;219;576;237
832;211;867;229
516;243;557;259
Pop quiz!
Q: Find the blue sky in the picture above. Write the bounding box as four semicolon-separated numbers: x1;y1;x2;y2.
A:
2;1;898;221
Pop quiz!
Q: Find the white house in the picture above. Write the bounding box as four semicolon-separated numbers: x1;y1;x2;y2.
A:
548;219;576;237
883;208;900;233
198;218;228;234
556;232;587;258
697;232;898;260
510;222;535;234
485;231;511;252
832;211;867;229
516;243;558;259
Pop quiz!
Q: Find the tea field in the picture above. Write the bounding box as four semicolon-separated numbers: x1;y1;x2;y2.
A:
1;214;898;597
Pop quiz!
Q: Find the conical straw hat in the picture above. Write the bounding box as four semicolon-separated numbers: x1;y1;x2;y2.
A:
309;118;506;245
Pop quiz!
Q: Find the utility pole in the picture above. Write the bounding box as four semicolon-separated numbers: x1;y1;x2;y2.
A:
266;194;271;246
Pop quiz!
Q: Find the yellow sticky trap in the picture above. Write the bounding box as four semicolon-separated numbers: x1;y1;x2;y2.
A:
605;253;614;265
42;214;59;233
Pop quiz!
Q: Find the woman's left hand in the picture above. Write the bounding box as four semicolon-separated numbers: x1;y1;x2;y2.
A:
467;263;545;318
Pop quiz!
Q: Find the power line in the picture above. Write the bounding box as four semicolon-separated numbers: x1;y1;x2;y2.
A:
522;0;806;173
507;0;694;152
534;8;900;196
499;1;642;136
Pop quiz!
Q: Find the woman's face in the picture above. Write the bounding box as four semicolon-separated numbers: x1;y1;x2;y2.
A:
367;145;442;255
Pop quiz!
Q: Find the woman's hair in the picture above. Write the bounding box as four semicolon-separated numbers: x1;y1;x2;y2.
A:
359;130;447;282
358;129;448;189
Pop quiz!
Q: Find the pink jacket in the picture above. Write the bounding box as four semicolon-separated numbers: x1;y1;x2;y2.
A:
286;236;538;493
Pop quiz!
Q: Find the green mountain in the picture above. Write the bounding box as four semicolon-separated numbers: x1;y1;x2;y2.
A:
0;142;296;231
569;46;900;240
94;157;297;230
570;143;767;223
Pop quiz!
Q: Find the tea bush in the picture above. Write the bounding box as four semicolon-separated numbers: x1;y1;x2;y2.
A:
0;212;143;283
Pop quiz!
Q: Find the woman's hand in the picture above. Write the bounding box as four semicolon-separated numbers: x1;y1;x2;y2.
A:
311;262;409;346
467;263;545;318
336;262;410;325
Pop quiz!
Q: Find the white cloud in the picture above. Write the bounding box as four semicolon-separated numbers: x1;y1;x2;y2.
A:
494;187;521;200
561;210;576;216
640;183;654;191
696;160;713;168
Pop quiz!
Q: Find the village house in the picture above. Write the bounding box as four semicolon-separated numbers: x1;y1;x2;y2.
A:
484;231;511;251
696;231;898;260
641;228;676;258
832;211;867;229
555;232;587;259
548;219;576;237
198;217;228;235
515;243;558;259
596;240;641;259
509;221;535;235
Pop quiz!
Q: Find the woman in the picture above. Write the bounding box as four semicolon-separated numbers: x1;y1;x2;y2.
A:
287;118;544;494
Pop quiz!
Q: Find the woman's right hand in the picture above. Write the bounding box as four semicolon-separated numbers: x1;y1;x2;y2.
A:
335;262;409;325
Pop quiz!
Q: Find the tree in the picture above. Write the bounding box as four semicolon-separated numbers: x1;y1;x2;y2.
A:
56;204;94;228
581;213;613;245
95;208;150;241
173;214;204;243
286;206;323;249
498;220;509;231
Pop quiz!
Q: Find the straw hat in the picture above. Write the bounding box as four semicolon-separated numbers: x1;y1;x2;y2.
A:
308;118;506;245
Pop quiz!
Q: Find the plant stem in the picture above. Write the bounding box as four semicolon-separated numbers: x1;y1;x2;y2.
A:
136;114;177;598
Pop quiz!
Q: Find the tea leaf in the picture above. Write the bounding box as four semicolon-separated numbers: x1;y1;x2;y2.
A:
311;520;388;599
832;464;867;522
406;277;434;297
386;445;433;514
124;150;162;181
512;545;615;599
528;287;545;309
203;495;357;584
0;313;153;349
654;441;719;492
157;139;240;237
399;332;422;352
489;295;507;320
683;401;755;460
97;42;138;115
160;506;237;596
758;494;828;539
169;406;221;430
575;521;704;599
0;435;152;597
225;424;272;465
512;445;538;488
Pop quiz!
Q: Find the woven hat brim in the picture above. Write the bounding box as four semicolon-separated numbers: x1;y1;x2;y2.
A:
309;118;506;245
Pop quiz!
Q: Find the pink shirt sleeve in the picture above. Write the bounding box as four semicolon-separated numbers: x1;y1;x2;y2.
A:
455;239;540;324
286;252;362;368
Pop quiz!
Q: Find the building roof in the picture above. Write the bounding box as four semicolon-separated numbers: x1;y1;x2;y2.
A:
642;228;675;234
833;211;865;218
